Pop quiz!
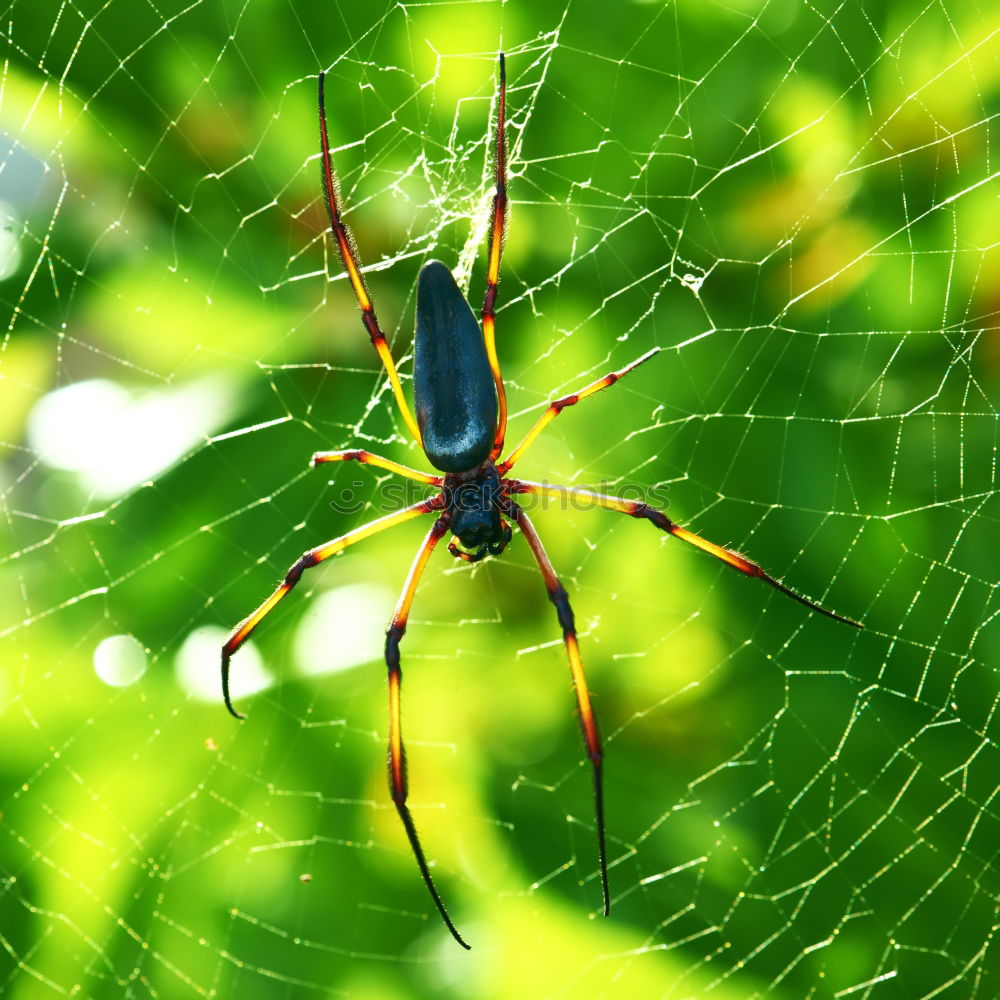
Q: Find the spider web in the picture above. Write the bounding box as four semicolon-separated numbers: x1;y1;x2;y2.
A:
2;0;999;996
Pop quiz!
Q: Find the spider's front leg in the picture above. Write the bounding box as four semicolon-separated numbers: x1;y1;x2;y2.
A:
220;497;442;718
383;513;471;950
503;498;611;917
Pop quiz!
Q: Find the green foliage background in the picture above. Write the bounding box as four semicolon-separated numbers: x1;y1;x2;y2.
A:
1;1;998;997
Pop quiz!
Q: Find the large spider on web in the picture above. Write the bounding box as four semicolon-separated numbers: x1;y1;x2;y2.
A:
220;54;861;950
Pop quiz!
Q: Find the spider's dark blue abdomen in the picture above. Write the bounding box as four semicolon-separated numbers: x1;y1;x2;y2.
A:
413;260;497;473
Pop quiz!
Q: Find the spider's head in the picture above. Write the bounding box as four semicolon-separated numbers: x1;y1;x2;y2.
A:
446;466;508;557
452;507;502;551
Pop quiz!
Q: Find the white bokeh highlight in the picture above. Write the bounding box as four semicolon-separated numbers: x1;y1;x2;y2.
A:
294;583;395;677
93;634;148;687
176;625;272;705
27;375;237;499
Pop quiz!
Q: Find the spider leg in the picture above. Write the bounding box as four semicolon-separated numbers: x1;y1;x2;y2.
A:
220;497;442;718
506;501;610;917
484;53;509;461
498;348;660;474
509;481;863;628
384;515;472;949
317;73;423;446
311;448;442;485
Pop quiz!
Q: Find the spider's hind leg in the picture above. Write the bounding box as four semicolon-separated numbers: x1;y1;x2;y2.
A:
317;73;423;446
484;53;509;461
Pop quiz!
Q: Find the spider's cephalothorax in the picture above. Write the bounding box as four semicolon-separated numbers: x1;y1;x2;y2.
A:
443;465;512;562
220;54;862;951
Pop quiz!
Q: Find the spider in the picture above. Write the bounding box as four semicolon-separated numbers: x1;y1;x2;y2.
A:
220;54;862;950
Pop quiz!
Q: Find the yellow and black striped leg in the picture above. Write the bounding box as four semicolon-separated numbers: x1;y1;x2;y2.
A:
384;514;471;949
220;497;441;718
311;448;442;485
484;53;509;461
498;348;659;475
508;481;863;628
317;73;423;446
507;502;610;916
